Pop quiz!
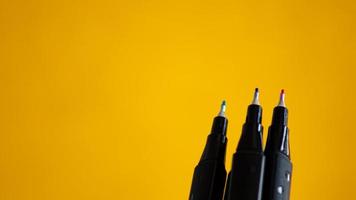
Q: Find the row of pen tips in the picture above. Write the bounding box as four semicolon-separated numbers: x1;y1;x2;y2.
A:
219;88;286;116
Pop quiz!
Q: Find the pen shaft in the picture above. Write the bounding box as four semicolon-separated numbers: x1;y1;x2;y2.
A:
189;102;228;200
224;89;265;200
263;90;292;200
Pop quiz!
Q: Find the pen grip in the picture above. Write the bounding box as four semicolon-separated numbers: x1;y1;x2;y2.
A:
189;160;227;200
225;152;265;200
263;152;292;200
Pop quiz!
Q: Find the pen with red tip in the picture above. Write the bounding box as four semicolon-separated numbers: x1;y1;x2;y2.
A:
262;90;292;200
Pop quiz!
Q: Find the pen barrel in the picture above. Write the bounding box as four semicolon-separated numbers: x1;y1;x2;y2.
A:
189;119;228;200
224;151;265;200
200;133;227;162
263;152;292;200
189;159;227;200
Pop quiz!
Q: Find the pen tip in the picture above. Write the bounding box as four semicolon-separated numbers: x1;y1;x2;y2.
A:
252;88;260;105
278;89;286;107
218;100;226;117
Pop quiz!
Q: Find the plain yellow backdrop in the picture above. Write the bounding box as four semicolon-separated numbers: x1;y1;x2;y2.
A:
0;0;355;199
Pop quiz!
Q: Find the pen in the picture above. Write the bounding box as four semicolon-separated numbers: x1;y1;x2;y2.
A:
262;90;292;200
224;88;265;200
189;101;228;200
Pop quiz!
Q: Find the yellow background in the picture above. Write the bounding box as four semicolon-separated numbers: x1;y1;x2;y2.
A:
0;0;355;199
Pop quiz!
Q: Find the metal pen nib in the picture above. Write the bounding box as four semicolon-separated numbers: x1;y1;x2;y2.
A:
277;89;286;107
251;88;260;105
218;100;226;117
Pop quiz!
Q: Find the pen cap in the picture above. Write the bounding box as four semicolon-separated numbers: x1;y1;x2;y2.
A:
211;116;228;137
200;116;228;162
236;104;263;152
266;106;290;158
272;106;288;126
246;104;262;124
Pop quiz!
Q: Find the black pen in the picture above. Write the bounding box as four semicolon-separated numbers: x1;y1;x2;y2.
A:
224;88;265;200
189;101;228;200
263;90;292;200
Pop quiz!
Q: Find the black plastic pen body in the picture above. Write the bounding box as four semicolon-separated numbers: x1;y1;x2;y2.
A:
263;105;292;200
189;114;228;200
224;104;265;200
